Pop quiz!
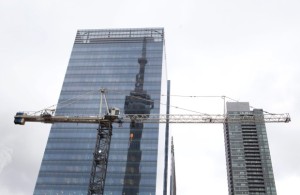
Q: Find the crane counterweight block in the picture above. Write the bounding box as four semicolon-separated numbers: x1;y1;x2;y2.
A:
14;112;26;125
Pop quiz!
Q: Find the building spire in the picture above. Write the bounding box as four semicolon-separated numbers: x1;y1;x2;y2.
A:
135;37;148;92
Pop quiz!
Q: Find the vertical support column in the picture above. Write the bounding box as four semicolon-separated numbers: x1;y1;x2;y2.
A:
88;121;112;195
163;80;171;195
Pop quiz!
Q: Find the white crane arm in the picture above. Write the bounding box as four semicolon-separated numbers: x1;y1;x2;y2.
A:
14;112;291;125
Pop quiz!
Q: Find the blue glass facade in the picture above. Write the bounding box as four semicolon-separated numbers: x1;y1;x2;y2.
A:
34;28;167;195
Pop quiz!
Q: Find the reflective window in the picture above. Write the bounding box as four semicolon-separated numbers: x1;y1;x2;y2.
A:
34;28;166;195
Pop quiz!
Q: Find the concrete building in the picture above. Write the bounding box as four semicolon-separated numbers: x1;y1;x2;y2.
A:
224;102;277;195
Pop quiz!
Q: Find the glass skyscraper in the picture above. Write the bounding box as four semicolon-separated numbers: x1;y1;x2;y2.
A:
34;28;169;195
224;102;277;195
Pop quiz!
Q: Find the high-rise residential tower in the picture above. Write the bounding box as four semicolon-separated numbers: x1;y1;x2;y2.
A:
33;28;170;195
224;102;277;195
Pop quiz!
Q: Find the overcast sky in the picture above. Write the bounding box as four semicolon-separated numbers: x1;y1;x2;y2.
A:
1;0;300;194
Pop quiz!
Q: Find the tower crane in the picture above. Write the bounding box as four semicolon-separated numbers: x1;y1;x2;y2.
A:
14;98;290;195
14;109;290;125
13;37;291;195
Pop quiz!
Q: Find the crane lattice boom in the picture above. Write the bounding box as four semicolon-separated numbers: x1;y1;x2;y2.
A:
14;112;291;125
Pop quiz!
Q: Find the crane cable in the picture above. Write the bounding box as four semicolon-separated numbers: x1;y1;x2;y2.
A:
33;89;99;114
106;89;211;115
162;94;276;115
33;88;274;116
126;94;209;115
41;88;208;115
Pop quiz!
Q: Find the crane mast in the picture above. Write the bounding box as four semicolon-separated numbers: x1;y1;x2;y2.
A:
88;90;118;195
88;118;112;195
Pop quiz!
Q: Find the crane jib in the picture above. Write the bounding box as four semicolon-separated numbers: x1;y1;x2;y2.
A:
14;112;291;125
